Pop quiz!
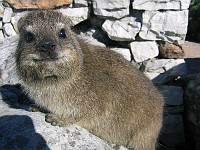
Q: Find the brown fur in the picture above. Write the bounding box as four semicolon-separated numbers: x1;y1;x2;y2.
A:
159;42;185;58
15;10;163;150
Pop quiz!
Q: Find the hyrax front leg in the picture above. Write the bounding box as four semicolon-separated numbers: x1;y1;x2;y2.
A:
45;113;70;127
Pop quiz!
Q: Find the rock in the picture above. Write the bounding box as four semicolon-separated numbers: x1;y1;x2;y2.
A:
4;0;73;9
3;23;17;37
2;7;12;23
160;86;183;106
74;0;88;7
132;0;191;11
92;0;130;19
139;10;189;44
79;28;106;47
102;16;141;41
0;30;4;40
159;42;185;58
129;41;159;62
0;36;19;84
0;4;4;18
159;115;185;148
144;59;187;84
58;7;89;26
0;21;2;29
0;87;128;150
111;48;131;61
78;27;118;47
11;12;27;33
184;74;200;150
157;85;185;149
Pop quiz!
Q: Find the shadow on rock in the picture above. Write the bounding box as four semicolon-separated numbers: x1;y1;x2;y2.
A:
0;84;32;110
0;115;50;150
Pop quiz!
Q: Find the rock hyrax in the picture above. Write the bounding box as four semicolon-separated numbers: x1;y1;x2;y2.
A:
15;10;163;150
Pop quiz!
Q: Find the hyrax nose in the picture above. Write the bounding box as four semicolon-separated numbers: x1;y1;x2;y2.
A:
40;39;56;52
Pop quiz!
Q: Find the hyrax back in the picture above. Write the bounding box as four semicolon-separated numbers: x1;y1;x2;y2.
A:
15;10;163;150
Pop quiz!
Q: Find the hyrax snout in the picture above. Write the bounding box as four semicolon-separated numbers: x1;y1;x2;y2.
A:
15;10;163;150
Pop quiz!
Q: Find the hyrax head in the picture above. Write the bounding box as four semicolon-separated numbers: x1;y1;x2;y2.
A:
16;10;83;82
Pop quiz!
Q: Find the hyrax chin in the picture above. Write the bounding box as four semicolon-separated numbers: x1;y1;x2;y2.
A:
15;10;163;150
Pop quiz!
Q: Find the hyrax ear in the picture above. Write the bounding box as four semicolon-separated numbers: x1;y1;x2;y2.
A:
17;17;25;32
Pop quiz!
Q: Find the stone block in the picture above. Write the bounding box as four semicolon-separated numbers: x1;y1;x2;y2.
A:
3;23;16;37
129;41;159;62
0;30;3;40
93;0;130;19
139;10;189;44
144;59;187;84
159;115;185;148
102;16;141;41
132;0;191;11
0;21;2;29
111;48;131;61
74;0;88;7
59;7;89;26
2;7;12;23
159;86;184;106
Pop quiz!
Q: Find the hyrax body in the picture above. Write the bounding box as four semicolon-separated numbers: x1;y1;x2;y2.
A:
15;10;163;150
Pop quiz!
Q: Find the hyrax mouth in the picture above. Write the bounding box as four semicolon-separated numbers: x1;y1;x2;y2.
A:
33;57;63;62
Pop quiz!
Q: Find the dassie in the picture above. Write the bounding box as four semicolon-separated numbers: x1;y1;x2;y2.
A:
15;10;163;150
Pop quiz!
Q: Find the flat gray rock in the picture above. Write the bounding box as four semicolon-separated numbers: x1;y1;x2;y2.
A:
144;59;187;84
102;16;141;41
132;0;191;11
129;41;159;62
59;7;89;26
2;7;13;23
139;10;189;44
92;0;130;19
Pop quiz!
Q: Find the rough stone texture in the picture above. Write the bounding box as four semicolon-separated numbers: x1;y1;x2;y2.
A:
184;74;200;150
129;41;159;62
3;23;17;37
160;86;183;106
5;0;73;9
58;7;89;26
102;16;141;41
159;114;185;148
74;0;89;7
0;21;2;29
0;30;4;40
157;86;185;148
132;0;191;11
144;59;187;84
93;0;130;19
139;10;189;44
158;85;184;115
2;7;12;23
0;86;127;150
159;42;185;59
79;28;106;47
111;48;131;61
0;36;19;84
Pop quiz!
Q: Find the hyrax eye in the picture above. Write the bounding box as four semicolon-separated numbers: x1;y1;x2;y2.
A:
25;32;35;43
58;28;66;38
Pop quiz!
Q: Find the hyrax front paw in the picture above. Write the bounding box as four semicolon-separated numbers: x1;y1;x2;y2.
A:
29;104;41;112
45;113;68;127
29;104;49;113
